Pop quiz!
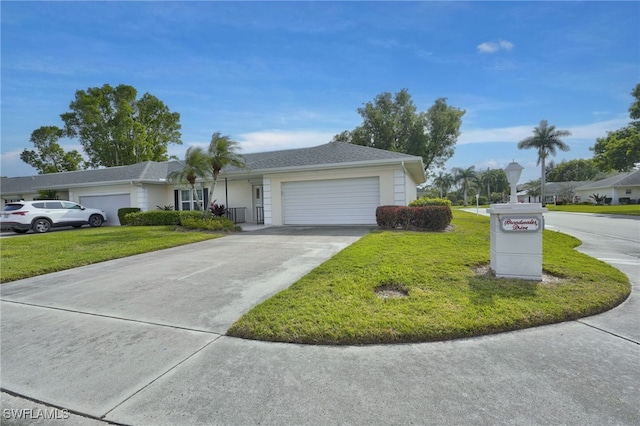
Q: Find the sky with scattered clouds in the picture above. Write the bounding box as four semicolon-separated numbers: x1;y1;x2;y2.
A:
1;1;638;182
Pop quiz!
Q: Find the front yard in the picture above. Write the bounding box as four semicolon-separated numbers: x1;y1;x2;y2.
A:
1;213;630;345
228;212;630;344
0;226;220;283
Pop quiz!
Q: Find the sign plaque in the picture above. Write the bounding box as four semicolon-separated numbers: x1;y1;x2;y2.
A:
499;216;541;232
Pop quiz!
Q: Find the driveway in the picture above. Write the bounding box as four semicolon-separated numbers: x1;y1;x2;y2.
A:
0;227;371;421
1;220;639;425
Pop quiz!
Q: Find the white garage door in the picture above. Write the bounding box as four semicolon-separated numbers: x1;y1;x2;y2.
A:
282;177;380;225
79;194;131;226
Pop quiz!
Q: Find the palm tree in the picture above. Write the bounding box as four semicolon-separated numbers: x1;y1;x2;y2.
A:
524;179;541;202
206;132;246;206
432;172;454;198
453;166;476;206
518;120;571;206
168;146;209;211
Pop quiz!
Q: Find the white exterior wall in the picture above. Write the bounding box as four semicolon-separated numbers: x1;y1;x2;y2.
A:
145;185;171;211
208;179;254;220
264;164;402;226
263;178;272;225
575;185;640;205
394;169;405;205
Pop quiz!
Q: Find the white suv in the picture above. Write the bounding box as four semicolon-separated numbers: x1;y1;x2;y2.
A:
0;200;107;234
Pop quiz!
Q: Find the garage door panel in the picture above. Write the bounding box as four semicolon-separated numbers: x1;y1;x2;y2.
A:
79;194;131;226
282;177;379;225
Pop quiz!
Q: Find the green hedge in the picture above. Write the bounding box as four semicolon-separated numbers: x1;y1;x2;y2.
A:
125;210;238;231
125;210;203;226
408;197;452;207
117;207;142;225
181;216;238;231
376;205;452;231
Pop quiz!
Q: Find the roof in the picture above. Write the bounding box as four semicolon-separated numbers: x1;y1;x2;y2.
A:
1;142;425;195
575;169;640;191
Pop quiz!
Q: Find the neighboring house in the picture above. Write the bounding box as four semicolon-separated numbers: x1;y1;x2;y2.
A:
574;169;640;205
518;181;592;204
0;142;426;226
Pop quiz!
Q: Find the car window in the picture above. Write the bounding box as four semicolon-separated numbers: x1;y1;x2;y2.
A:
45;202;64;209
32;202;45;208
62;202;82;210
2;204;24;211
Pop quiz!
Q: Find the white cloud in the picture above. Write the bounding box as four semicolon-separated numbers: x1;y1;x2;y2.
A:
458;116;628;145
477;39;514;54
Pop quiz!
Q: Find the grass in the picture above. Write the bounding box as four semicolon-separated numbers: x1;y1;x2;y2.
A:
545;204;640;216
228;211;630;345
0;226;220;283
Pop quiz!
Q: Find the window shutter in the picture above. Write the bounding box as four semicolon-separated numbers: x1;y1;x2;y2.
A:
174;190;179;211
203;188;209;211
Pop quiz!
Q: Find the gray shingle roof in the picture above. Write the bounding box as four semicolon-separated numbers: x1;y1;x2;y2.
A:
575;169;640;190
1;142;425;196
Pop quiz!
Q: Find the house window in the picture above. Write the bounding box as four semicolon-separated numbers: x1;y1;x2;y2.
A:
626;189;632;195
180;189;204;211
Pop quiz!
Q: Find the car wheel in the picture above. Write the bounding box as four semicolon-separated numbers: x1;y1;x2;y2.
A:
89;214;104;227
13;229;29;234
32;218;52;233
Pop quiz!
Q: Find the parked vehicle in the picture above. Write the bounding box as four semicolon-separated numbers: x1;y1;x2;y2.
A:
0;200;107;233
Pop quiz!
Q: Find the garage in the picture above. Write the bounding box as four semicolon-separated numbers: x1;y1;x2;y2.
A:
282;177;380;225
79;193;131;226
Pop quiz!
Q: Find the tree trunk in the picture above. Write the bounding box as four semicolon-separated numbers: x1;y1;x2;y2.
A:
540;158;546;206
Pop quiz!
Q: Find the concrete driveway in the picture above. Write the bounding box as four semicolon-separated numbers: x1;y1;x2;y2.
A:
1;220;639;425
0;226;371;422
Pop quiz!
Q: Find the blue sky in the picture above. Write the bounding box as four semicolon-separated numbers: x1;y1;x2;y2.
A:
1;1;638;183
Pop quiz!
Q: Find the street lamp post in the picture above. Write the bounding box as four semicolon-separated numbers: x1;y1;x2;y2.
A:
504;161;523;204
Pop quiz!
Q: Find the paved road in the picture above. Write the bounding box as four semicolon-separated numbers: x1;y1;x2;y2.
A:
1;217;639;425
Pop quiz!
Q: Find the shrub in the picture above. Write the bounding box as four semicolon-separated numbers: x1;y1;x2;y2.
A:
376;205;452;231
408;197;452;207
413;206;452;231
126;210;182;226
477;196;487;205
618;197;631;205
181;216;238;232
118;207;141;225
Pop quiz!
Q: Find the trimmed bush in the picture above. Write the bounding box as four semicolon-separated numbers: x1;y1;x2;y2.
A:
408;197;452;207
118;207;141;225
376;205;452;231
126;210;181;226
124;210;238;232
181;216;238;231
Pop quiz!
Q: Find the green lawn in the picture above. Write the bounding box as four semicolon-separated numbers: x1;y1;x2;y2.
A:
545;204;640;216
0;226;220;283
228;211;630;345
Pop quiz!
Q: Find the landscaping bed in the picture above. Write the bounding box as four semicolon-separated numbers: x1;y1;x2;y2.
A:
227;211;630;345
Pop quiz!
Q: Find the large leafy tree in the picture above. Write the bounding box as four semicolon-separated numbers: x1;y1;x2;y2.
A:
205;132;246;205
546;158;599;182
61;83;182;168
168;146;209;211
517;120;571;205
453;166;476;206
591;84;640;172
20;126;84;174
333;89;465;174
